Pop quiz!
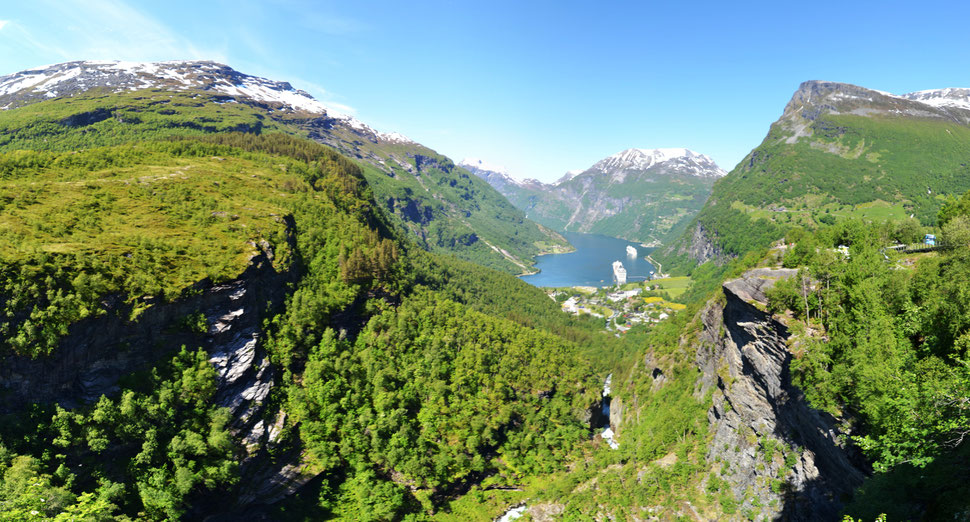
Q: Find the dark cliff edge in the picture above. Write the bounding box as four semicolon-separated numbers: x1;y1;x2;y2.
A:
0;244;290;414
694;268;866;520
0;219;324;512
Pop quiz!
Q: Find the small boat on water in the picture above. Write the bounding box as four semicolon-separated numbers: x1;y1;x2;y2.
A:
626;245;637;257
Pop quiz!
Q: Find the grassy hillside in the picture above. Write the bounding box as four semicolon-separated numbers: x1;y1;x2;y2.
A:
0;88;568;274
0;141;304;355
0;118;742;520
657;82;970;275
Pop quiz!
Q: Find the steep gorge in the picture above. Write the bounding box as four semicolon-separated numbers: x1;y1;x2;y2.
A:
0;242;290;414
0;235;311;512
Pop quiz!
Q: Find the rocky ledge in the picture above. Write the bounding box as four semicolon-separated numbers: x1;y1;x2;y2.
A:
0;234;313;512
695;268;866;520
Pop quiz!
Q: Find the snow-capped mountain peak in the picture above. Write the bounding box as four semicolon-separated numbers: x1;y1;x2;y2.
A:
459;158;509;177
574;147;726;183
556;169;584;184
0;60;413;144
458;158;527;190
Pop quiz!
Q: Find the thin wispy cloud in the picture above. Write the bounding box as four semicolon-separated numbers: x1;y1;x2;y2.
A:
293;78;355;113
0;0;359;124
15;0;225;63
267;0;367;35
0;21;72;63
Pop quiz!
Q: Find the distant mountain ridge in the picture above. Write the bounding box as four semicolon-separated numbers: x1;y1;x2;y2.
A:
463;148;725;245
0;60;569;273
584;148;723;179
901;88;970;111
0;60;412;143
656;79;970;270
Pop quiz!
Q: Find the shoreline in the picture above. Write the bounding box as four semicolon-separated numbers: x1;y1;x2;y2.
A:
520;233;657;285
646;254;669;279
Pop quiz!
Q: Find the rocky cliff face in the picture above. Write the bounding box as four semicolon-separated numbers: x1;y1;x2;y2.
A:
684;221;726;265
694;268;866;519
0;242;289;413
0;227;313;510
781;80;970;126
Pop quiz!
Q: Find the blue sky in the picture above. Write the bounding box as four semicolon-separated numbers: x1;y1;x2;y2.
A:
2;0;969;182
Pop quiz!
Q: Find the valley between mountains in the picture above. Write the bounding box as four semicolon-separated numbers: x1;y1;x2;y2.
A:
1;60;969;521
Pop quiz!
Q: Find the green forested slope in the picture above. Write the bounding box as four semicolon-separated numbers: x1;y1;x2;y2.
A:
470;150;722;245
658;81;970;275
11;73;968;521
764;201;970;519
0;128;615;519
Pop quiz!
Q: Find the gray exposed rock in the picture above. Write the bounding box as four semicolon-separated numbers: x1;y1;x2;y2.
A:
0;233;300;513
232;452;320;509
267;410;287;445
781;80;970;131
694;269;865;519
0;247;289;412
609;395;623;433
684;222;727;265
722;267;798;304
525;502;565;522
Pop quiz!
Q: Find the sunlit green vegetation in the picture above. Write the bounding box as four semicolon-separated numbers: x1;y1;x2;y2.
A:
658;111;970;272
500;164;716;244
0;90;296;153
0;88;568;275
11;75;970;520
0;138;343;355
649;276;691;299
764;198;970;519
0;127;622;519
1;347;237;520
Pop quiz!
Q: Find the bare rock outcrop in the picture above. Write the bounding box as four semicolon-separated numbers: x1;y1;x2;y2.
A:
670;221;731;266
0;246;290;413
695;268;865;520
0;230;309;514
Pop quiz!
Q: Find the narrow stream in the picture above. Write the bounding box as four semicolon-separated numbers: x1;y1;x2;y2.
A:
600;373;619;449
496;504;527;522
495;375;619;520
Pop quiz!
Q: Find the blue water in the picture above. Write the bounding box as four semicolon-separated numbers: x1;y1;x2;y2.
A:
520;232;656;288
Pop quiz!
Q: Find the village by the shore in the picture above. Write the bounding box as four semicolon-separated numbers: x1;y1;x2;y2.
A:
548;255;687;333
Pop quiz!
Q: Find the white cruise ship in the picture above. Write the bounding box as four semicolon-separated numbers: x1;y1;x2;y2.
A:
626;245;637;257
612;260;627;286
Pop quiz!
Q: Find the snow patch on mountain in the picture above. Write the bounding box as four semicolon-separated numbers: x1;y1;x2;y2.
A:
458;158;529;190
571;148;726;183
0;60;414;145
795;81;970;114
901;88;970;111
556;169;584;184
459;158;509;176
0;72;52;97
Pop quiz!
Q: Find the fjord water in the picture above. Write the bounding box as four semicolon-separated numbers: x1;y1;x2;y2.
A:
520;232;655;287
